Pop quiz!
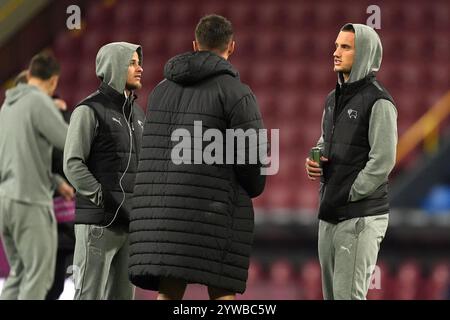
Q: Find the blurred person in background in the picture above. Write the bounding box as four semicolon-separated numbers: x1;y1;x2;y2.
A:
129;14;266;300
63;42;145;300
0;53;72;299
14;70;75;300
14;70;68;112
305;23;397;300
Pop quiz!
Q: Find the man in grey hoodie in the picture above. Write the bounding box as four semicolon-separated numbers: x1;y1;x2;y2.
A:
305;24;397;299
63;42;145;300
0;53;72;299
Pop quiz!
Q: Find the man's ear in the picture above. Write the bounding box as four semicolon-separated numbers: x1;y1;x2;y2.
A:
193;40;199;52
48;75;59;93
227;41;235;57
50;75;59;87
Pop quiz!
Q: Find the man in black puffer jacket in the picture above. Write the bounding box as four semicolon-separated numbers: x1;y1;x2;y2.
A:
129;15;267;300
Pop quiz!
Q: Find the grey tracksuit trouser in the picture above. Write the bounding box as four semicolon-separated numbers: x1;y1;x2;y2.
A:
318;213;389;300
72;224;134;300
0;197;57;300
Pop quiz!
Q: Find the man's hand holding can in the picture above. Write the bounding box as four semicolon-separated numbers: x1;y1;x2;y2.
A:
306;148;328;180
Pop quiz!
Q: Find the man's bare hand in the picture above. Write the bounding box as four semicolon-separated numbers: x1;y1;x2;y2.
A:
305;156;329;181
57;181;74;201
53;98;67;111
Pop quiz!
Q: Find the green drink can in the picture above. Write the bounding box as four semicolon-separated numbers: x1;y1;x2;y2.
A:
310;147;322;165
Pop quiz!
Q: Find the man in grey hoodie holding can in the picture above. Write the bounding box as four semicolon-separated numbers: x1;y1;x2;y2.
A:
305;24;397;300
63;42;145;300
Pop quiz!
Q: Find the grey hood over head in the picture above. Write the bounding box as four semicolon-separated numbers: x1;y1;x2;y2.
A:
95;42;143;94
340;23;383;83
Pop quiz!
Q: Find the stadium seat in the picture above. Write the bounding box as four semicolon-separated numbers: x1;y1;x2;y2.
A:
239;259;270;300
423;261;450;300
268;259;298;299
298;259;322;300
113;1;141;26
391;260;423;300
141;1;169;27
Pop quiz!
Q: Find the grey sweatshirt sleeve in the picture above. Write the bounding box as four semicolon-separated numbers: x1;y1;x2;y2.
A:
349;99;398;202
32;95;68;150
316;110;325;150
32;95;69;189
63;105;103;206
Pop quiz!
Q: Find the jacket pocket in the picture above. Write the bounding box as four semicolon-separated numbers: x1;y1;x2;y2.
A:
354;217;366;235
323;183;353;208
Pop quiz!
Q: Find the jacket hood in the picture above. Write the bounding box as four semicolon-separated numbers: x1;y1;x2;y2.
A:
3;83;39;106
96;42;142;94
164;51;238;85
341;23;383;83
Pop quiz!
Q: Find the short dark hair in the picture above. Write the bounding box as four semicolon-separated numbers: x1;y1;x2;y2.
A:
28;52;60;80
341;24;355;33
195;14;233;52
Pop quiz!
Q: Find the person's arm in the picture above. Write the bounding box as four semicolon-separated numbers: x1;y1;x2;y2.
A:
306;111;326;180
52;174;74;200
52;162;74;201
63;105;103;206
349;99;398;201
31;94;68;150
51;174;65;189
229;93;267;198
31;94;73;195
316;110;325;150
